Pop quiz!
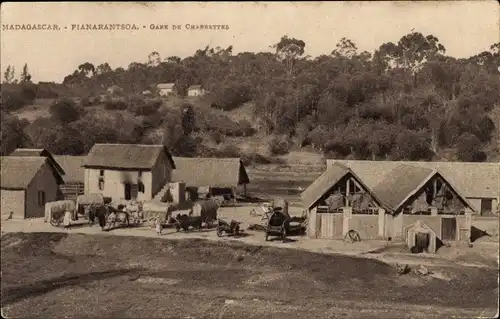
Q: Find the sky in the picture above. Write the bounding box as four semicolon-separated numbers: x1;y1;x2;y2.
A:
1;1;499;83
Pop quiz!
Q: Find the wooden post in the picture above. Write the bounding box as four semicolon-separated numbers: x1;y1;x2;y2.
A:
342;206;352;236
346;178;351;207
378;208;386;238
433;178;437;203
232;187;236;207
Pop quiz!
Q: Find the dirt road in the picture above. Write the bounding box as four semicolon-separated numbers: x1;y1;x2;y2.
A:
1;232;498;318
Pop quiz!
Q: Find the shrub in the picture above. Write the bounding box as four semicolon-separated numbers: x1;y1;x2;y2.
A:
135;100;162;116
210;131;223;144
80;97;92;107
0;92;26;111
104;99;128;110
49;99;82;123
269;135;291;156
241;152;272;166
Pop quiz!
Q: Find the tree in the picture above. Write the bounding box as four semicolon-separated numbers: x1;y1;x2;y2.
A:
272;35;306;76
20;63;32;84
165;56;181;64
180;103;195;135
78;62;96;77
456;133;487;162
0;113;30;155
375;32;446;74
331;37;358;58
3;65;15;83
49;99;82;123
96;63;112;75
147;51;161;67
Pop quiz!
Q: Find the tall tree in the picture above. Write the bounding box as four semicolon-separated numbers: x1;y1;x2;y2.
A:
3;65;15;83
272;35;306;76
20;63;32;84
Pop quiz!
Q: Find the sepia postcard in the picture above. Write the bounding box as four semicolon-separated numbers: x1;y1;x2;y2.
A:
1;2;499;318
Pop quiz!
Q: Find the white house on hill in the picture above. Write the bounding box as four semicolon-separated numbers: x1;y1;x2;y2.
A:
157;83;175;96
187;85;205;97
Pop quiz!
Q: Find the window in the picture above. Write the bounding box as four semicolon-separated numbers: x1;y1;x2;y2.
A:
481;199;493;216
98;170;105;190
138;182;145;193
38;191;45;206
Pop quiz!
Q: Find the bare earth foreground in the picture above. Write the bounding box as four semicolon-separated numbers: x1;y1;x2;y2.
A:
1;230;498;318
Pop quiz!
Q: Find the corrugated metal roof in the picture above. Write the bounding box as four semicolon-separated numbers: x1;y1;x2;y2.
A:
328;160;500;199
157;83;175;89
83;144;175;170
0;156;64;190
171;157;249;188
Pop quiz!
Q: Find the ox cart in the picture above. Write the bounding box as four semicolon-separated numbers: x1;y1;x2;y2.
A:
45;200;76;227
216;219;242;237
265;198;291;242
189;200;218;228
174;199;219;232
76;194;105;223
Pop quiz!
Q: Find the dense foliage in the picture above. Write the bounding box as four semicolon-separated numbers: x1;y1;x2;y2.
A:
1;33;499;162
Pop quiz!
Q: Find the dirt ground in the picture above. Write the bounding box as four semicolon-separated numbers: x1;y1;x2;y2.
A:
1;231;498;319
1;204;499;319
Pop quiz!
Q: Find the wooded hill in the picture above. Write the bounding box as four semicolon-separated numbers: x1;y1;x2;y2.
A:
1;32;499;163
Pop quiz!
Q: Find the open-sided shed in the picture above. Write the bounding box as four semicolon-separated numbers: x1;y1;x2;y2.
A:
172;157;250;200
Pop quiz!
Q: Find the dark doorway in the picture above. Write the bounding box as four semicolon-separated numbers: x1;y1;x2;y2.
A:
480;199;493;216
441;217;457;241
124;183;132;200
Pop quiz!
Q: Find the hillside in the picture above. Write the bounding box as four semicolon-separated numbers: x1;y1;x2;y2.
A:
1;33;499;164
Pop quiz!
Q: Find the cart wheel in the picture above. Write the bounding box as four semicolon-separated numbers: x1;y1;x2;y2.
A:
216;227;223;237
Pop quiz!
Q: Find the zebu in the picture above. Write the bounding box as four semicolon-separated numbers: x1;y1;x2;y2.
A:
105;205;132;230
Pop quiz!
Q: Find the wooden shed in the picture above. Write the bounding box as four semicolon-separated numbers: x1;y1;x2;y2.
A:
172;157;250;200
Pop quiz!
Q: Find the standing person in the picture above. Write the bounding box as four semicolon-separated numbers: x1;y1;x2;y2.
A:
155;217;162;236
97;206;107;231
63;210;72;228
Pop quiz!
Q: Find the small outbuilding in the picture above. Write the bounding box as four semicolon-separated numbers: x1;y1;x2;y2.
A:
171;157;250;201
1;156;65;219
53;156;86;201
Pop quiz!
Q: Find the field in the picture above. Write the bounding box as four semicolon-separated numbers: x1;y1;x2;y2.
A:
1;225;498;318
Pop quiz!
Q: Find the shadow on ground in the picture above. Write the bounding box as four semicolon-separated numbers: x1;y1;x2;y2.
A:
1;268;146;306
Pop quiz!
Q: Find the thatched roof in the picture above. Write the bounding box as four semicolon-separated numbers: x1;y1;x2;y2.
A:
53;156;85;183
172;157;249;188
0;156;64;190
10;148;65;176
371;164;435;212
328;159;500;199
84;144;175;170
301;163;381;210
